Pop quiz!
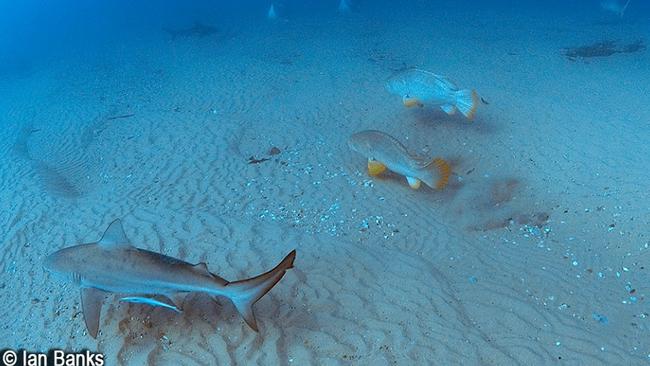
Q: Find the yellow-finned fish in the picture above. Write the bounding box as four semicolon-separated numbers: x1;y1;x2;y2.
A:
348;130;451;190
385;68;480;120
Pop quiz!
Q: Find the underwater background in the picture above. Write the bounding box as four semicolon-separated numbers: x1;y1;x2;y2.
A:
1;0;649;364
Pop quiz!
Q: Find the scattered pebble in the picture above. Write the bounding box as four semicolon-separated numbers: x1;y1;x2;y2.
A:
592;312;609;324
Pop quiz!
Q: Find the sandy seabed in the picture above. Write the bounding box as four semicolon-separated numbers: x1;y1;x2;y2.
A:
1;4;649;365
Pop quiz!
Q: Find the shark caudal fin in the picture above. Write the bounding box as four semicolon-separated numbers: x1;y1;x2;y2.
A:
420;158;451;190
226;250;296;331
454;89;479;120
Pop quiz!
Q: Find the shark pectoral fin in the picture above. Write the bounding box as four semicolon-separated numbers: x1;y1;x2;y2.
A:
368;159;387;176
119;295;182;313
167;293;186;311
98;219;131;250
406;176;422;189
403;96;423;108
441;104;456;115
81;288;105;339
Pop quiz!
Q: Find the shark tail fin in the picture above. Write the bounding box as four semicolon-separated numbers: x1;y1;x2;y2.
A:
226;250;296;331
454;89;480;120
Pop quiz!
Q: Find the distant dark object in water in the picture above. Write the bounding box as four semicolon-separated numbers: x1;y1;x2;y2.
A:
600;0;632;18
480;97;489;105
563;39;646;61
12;127;40;159
163;22;219;39
488;178;519;208
13;127;83;198
33;161;82;198
249;147;282;164
248;156;270;164
366;47;411;72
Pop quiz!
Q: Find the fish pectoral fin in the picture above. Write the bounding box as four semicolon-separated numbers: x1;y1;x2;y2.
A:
402;96;423;108
119;295;182;313
368;159;387;176
81;287;106;339
441;104;456;115
406;176;422;189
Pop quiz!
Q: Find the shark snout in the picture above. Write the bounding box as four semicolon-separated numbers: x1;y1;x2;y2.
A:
42;253;58;273
43;251;67;274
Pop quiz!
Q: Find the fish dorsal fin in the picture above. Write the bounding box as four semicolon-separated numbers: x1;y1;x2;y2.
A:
81;287;105;339
98;219;130;249
192;262;210;275
433;74;457;90
410;155;430;168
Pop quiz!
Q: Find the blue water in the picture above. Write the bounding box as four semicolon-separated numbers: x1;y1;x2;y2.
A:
1;1;649;365
1;0;649;74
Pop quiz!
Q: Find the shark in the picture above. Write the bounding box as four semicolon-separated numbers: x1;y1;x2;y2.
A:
600;0;631;17
163;22;219;39
43;219;296;338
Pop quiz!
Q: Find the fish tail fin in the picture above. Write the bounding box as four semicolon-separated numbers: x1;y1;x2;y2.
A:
454;89;479;120
421;157;451;189
225;250;296;331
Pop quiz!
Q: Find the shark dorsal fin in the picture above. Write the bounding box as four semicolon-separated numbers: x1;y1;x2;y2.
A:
98;219;131;249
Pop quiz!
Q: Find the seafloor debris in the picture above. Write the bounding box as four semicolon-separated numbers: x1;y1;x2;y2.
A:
469;211;550;233
249;146;283;164
563;39;646;60
488;178;519;208
163;22;219;39
248;156;270;164
366;47;410;72
592;312;609;324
